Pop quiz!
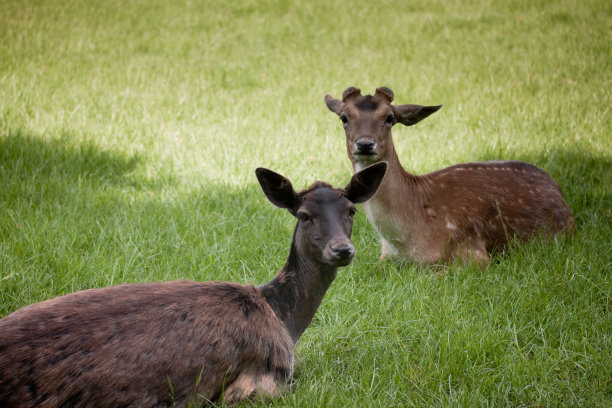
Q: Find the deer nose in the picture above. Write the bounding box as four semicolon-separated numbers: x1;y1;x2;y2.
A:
356;139;375;154
330;243;355;259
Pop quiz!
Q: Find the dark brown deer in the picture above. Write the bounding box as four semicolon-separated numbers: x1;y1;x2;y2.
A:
0;162;387;407
325;86;574;265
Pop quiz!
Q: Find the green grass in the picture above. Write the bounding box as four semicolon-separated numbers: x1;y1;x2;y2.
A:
1;0;610;406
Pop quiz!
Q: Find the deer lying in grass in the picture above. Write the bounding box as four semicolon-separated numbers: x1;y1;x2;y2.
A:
325;86;574;265
0;162;387;407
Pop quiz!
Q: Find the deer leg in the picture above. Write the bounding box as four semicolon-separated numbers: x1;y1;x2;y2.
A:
455;237;490;266
223;370;284;405
379;238;396;261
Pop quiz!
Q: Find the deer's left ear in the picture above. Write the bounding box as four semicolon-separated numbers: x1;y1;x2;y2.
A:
344;162;387;203
391;104;442;126
256;168;300;214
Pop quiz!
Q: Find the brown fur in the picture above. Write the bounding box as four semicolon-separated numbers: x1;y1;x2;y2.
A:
325;87;574;265
0;281;293;407
0;164;387;407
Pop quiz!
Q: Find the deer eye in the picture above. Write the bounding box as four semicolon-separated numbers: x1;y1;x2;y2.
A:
340;115;348;125
348;207;357;217
297;212;312;222
385;114;395;125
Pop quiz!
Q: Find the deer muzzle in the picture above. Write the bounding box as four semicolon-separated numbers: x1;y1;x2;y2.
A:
353;137;378;160
323;239;355;266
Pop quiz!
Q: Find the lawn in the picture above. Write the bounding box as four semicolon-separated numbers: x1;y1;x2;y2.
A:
1;0;610;406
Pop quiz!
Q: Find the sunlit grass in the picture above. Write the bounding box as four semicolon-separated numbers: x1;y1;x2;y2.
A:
1;0;610;406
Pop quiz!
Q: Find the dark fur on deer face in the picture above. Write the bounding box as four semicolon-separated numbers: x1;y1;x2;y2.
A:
325;87;574;265
0;162;387;408
257;169;368;268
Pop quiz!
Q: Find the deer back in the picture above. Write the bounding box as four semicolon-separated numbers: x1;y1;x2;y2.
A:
0;280;293;407
419;160;575;255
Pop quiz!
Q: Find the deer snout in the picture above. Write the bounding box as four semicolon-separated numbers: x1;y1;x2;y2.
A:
355;139;376;154
331;243;354;258
324;239;355;266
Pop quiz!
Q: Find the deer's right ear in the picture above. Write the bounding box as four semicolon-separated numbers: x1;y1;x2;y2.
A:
256;168;300;213
324;94;344;116
344;162;387;204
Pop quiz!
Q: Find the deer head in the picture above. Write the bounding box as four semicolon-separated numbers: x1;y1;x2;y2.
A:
325;87;442;166
256;162;387;266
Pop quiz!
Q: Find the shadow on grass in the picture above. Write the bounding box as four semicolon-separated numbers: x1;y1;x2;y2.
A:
0;125;292;231
0;129;299;302
0;129;144;187
0;126;299;233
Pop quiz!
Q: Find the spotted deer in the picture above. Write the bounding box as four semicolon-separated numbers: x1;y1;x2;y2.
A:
325;86;574;265
0;162;387;407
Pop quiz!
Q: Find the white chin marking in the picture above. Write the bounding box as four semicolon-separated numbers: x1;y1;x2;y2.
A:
354;160;377;172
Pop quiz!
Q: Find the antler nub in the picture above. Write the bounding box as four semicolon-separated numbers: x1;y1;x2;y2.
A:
342;87;362;102
374;87;394;103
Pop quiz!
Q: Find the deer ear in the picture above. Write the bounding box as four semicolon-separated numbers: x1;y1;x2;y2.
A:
344;162;388;204
391;104;442;126
324;94;344;116
256;168;300;213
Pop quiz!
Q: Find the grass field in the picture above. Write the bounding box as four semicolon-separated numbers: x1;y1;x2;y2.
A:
1;0;611;406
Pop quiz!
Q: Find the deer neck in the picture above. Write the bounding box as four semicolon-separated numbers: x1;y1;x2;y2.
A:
351;142;427;260
258;234;337;345
352;144;421;213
